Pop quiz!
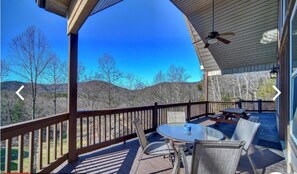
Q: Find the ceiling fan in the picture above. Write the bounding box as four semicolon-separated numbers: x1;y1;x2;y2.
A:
204;0;235;48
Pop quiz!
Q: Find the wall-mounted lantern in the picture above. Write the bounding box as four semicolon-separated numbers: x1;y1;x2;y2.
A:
270;65;279;79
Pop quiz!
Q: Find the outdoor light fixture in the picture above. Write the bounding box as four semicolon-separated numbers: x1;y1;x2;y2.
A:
270;65;279;79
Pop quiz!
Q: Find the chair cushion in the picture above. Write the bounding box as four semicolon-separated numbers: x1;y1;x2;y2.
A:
144;141;173;155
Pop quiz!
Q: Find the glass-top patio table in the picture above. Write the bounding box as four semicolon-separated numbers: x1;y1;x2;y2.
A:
157;123;225;143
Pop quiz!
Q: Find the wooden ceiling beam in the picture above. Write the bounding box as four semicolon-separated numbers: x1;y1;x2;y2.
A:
67;0;99;35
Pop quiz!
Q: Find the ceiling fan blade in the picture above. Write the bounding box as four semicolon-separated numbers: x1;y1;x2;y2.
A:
204;43;209;48
217;36;231;44
219;32;235;36
192;40;200;44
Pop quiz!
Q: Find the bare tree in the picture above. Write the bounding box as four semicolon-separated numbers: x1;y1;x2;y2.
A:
124;73;147;106
152;70;170;103
167;65;190;83
152;66;191;104
167;65;190;103
153;71;166;84
134;79;146;90
97;54;122;108
9;26;52;119
0;59;9;80
44;54;67;114
125;73;137;107
207;71;272;101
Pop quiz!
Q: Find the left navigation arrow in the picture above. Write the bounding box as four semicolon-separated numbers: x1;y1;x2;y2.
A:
16;85;24;100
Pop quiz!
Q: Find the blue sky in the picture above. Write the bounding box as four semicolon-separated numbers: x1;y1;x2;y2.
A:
1;0;203;84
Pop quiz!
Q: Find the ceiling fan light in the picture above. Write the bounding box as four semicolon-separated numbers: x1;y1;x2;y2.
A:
208;38;218;44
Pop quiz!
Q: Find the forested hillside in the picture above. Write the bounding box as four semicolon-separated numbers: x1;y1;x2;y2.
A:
208;71;275;101
1;80;203;126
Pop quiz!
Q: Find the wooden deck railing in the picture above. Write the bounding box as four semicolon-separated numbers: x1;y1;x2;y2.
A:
0;100;275;173
238;100;276;112
208;101;237;114
76;106;155;155
1;113;69;173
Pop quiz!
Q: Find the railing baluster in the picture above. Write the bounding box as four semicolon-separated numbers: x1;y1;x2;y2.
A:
113;114;117;139
114;114;116;139
46;126;50;164
54;124;57;160
5;138;11;173
146;110;149;129
143;110;145;129
18;134;24;173
104;115;107;142
140;111;143;126
80;117;83;148
158;109;161;125
87;117;89;146
67;121;69;154
109;115;111;140
98;116;101;143
123;113;125;136
60;122;63;156
29;131;34;173
93;116;95;145
117;114;119;138
130;112;132;134
150;110;153;128
126;113;129;135
38;129;43;171
115;114;117;138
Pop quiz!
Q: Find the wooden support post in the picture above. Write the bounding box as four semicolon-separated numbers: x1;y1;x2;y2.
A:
204;72;208;101
258;99;262;113
68;33;78;162
152;102;158;130
187;100;191;122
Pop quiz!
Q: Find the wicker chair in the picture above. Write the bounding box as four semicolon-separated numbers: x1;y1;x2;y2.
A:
133;119;173;161
172;140;245;174
231;118;260;174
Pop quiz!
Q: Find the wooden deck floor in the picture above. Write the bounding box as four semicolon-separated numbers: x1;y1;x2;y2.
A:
55;113;286;174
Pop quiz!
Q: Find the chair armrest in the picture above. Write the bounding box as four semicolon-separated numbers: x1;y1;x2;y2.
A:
179;147;190;174
171;148;180;174
172;146;189;174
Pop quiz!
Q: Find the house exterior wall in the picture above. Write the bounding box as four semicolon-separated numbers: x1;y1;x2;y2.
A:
278;0;297;172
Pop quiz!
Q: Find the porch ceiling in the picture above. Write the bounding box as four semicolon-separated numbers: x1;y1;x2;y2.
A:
36;0;123;33
36;0;123;18
171;0;278;74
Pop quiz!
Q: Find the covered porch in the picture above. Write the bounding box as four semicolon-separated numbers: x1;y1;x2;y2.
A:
1;0;289;173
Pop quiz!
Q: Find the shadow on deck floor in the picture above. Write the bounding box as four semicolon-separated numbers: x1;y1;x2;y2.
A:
56;113;286;174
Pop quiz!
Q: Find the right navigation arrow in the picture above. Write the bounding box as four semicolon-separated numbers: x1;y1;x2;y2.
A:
272;85;281;101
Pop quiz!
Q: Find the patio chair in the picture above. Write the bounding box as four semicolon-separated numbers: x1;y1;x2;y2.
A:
166;111;191;152
172;140;245;174
231;118;260;174
133;119;173;161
